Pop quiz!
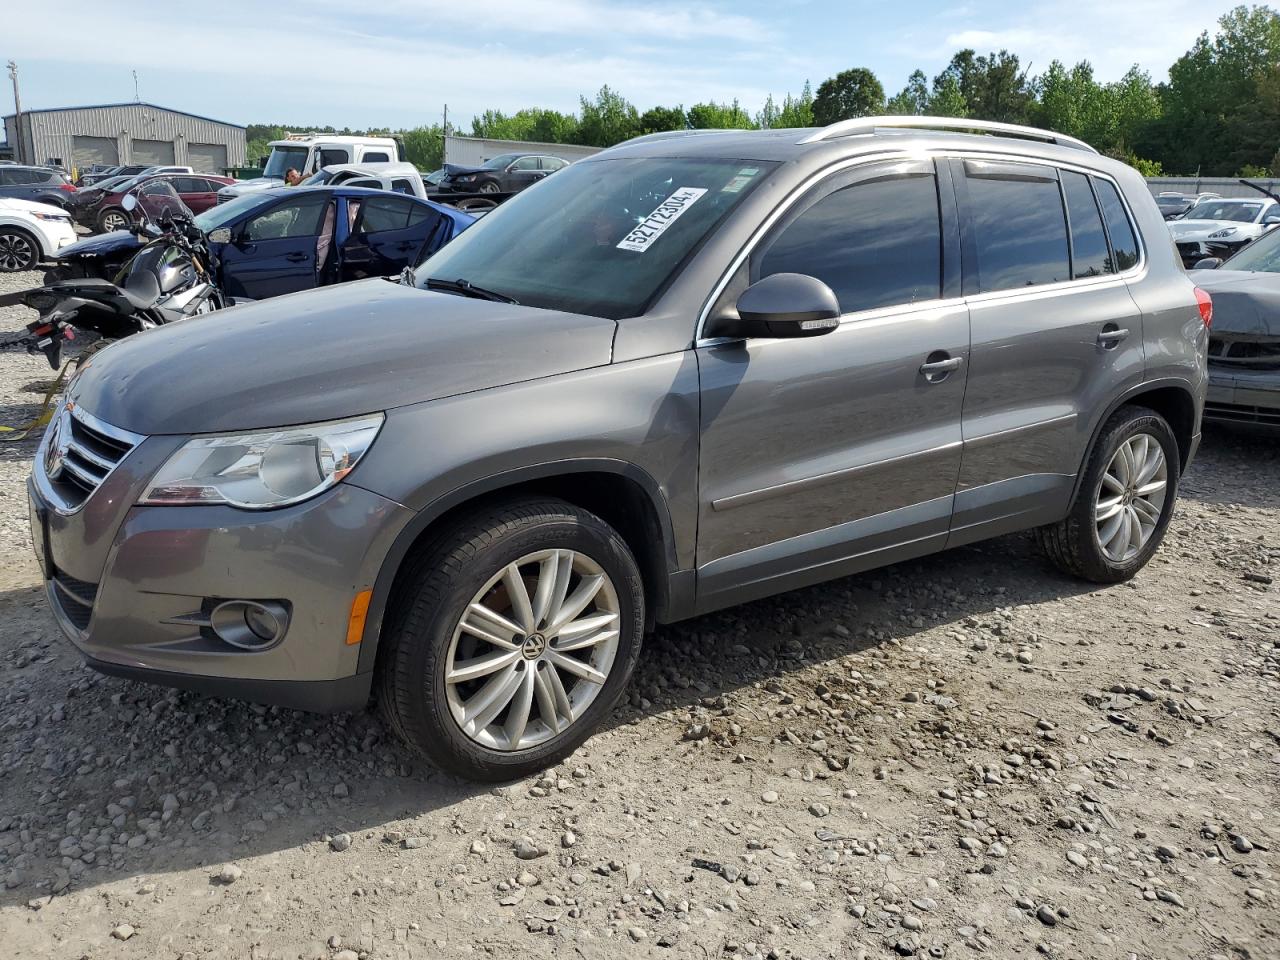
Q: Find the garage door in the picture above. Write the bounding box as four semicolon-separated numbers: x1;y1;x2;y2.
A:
131;139;175;165
72;136;119;172
187;142;228;174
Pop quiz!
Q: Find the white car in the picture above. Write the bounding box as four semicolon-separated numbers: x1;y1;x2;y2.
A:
0;197;78;272
300;162;429;199
1168;196;1280;264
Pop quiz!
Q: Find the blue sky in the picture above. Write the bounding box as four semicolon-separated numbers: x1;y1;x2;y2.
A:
3;0;1248;130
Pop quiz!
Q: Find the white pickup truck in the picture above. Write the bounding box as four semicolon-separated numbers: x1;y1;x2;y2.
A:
217;133;402;201
300;162;428;199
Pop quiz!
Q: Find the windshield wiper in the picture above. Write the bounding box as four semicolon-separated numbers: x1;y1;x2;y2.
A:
425;277;519;304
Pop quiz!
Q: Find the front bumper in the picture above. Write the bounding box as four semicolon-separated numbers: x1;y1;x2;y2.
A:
29;432;416;711
1176;239;1243;265
1205;365;1280;426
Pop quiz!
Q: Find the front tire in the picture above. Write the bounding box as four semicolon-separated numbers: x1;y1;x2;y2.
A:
1037;406;1180;583
97;207;128;233
377;498;645;781
0;228;40;272
477;180;501;194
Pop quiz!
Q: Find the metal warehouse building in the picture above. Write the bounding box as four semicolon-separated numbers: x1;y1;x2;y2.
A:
2;102;245;175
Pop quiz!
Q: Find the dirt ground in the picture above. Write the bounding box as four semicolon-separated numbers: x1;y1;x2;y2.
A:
0;267;1276;960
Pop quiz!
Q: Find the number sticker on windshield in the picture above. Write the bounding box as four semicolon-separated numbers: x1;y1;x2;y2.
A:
617;187;708;253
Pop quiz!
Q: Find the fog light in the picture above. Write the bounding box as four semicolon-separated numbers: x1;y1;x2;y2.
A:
209;600;289;650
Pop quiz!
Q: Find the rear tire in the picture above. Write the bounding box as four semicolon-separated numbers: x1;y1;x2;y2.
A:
0;228;40;272
376;498;645;781
1037;406;1180;583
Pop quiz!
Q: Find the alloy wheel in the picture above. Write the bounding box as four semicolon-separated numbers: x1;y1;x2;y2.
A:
1094;432;1168;562
101;211;127;232
479;181;501;194
0;233;35;271
444;548;621;751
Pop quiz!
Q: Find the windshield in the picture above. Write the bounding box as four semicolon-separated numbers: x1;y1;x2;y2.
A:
1185;200;1263;222
263;145;310;179
1223;227;1280;272
193;191;276;231
416;157;775;319
424;169;445;184
92;176;128;193
481;153;521;170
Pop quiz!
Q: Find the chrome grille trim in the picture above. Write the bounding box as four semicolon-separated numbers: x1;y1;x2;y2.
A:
34;402;147;515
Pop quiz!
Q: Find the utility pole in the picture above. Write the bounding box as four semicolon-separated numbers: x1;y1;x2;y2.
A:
6;60;24;165
443;103;449;137
132;70;140;102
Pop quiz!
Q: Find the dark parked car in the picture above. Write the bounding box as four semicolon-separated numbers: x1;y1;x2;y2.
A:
0;165;78;209
436;153;568;194
1190;228;1280;427
87;174;236;232
30;118;1207;782
80;164;149;187
51;185;474;299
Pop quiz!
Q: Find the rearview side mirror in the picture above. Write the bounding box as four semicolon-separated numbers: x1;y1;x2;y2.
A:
208;227;232;244
707;273;841;340
121;194;138;212
1192;257;1222;270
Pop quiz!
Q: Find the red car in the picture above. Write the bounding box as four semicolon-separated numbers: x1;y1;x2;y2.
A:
88;173;235;233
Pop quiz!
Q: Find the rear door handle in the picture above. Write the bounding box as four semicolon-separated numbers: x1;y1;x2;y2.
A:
1097;327;1129;346
919;356;963;376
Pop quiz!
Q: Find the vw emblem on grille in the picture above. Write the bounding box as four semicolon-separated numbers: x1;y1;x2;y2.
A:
44;406;72;481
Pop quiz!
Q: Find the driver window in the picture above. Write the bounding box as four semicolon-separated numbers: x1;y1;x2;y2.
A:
243;194;329;241
512;157;540;171
318;148;349;169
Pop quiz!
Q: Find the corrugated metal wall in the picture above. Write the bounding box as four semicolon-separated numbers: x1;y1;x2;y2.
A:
444;135;601;167
3;104;245;174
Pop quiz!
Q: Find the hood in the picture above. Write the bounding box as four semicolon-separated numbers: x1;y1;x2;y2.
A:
217;178;281;195
0;196;69;216
1192;269;1280;336
55;229;141;260
66;278;617;435
442;164;485;177
1168;219;1259;240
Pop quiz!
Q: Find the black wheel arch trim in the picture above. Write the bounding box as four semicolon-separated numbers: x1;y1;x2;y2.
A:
355;458;685;675
1069;376;1199;506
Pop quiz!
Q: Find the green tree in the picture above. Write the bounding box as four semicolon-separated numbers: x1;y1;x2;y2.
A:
686;99;756;129
776;82;816;127
934;49;1034;123
1141;5;1280;174
927;75;968;117
638;106;686;135
813;68;885;125
886;70;930;115
575;86;641;147
400;125;444;170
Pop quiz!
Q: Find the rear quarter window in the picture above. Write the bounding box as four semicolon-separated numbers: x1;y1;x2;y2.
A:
1093;179;1141;271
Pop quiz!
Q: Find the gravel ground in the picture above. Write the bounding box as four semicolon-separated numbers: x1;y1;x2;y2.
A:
0;267;1277;960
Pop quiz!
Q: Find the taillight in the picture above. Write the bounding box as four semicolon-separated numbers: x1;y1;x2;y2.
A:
1194;287;1213;328
59;183;77;192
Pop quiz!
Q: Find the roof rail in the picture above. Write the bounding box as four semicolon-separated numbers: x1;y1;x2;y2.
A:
616;129;743;147
797;116;1099;154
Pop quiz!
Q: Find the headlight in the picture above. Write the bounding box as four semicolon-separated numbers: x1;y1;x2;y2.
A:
34;211;71;222
139;414;383;509
456;174;475;181
1208;227;1238;239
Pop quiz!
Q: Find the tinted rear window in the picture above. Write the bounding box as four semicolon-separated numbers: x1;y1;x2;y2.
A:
1061;171;1111;279
965;161;1070;292
1094;179;1140;271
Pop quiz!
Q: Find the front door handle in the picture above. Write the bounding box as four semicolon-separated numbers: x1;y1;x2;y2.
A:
285;252;309;263
1097;327;1129;347
919;355;963;380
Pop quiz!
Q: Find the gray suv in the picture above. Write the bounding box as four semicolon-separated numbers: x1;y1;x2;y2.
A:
28;118;1209;781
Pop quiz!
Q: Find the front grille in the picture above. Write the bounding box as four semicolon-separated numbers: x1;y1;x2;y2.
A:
38;403;145;513
1208;336;1280;369
51;566;97;630
1204;401;1280;426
